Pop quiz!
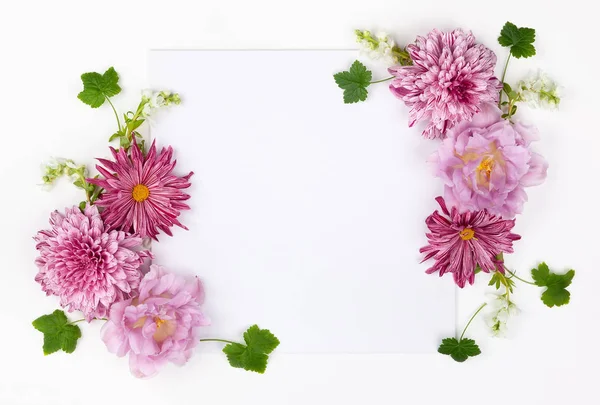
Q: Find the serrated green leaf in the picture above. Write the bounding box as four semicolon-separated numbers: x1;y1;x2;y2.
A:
333;60;373;104
438;337;481;362
77;67;122;108
32;310;82;355
498;22;536;58
243;325;280;354
222;325;280;374
222;343;246;368
531;263;575;307
222;343;269;373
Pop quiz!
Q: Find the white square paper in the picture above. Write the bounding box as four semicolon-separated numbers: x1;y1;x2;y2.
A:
148;50;455;353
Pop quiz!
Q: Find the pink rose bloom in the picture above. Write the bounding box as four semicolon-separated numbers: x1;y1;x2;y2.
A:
389;29;501;139
101;265;209;378
34;205;149;321
431;103;548;218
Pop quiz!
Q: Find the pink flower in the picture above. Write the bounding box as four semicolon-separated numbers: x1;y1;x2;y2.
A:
101;265;209;378
420;197;521;288
34;205;149;321
88;140;193;240
389;29;501;139
431;102;548;218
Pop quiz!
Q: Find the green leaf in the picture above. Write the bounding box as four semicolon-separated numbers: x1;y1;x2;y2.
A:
222;325;280;373
488;271;515;292
109;132;121;142
243;324;280;354
333;60;373;104
498;22;536;58
77;67;122;108
531;263;575;307
503;82;513;94
127;119;145;131
32;310;82;355
438;338;481;362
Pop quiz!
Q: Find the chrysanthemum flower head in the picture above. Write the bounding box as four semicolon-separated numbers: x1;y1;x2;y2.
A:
389;28;502;139
89;139;193;240
34;205;149;321
420;197;521;288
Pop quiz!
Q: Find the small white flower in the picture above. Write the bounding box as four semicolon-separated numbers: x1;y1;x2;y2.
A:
485;293;518;338
355;29;398;66
517;70;561;110
141;103;153;118
150;92;166;109
141;89;153;101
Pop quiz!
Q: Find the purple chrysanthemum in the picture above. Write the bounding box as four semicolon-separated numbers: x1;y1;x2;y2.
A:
101;265;209;378
34;205;149;321
89;140;193;240
389;29;502;139
420;197;521;288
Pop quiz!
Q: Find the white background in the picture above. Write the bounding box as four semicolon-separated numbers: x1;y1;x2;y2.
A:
148;50;455;354
0;1;598;404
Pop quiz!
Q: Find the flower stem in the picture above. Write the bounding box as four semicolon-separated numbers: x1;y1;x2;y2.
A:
105;97;122;132
68;317;107;325
370;76;394;84
498;54;511;106
506;269;537;286
199;338;238;345
68;319;86;325
459;302;487;341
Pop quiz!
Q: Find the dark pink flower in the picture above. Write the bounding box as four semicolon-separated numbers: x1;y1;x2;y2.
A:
34;205;149;321
89;140;193;240
420;197;521;288
389;29;501;139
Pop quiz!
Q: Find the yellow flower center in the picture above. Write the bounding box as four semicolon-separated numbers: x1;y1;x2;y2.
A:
132;184;150;202
477;156;495;180
459;228;475;241
152;317;176;343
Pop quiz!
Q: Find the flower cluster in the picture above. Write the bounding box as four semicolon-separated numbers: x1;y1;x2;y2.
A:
141;90;181;118
517;70;561;110
32;67;278;378
41;158;87;187
335;22;573;361
355;30;410;66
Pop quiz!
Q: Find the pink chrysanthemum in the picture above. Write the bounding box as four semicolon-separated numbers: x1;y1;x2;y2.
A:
34;205;149;321
388;29;502;139
89;140;193;240
101;265;209;378
420;197;521;288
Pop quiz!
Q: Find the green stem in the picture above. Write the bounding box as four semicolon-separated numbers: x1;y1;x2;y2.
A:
506;269;537;286
498;54;511;106
459;303;487;341
68;319;85;325
370;76;394;85
105;97;122;132
68;317;107;325
199;338;238;345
